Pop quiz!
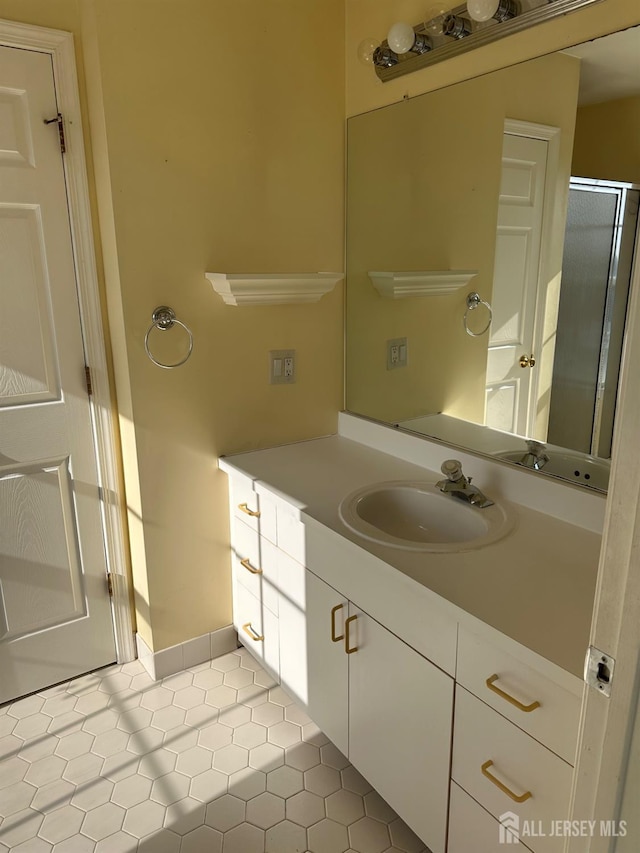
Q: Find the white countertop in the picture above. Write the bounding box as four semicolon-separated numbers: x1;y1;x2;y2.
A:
220;432;600;677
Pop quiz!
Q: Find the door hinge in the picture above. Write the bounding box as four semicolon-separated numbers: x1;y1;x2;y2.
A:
106;574;114;597
84;365;93;397
44;112;66;154
585;645;615;697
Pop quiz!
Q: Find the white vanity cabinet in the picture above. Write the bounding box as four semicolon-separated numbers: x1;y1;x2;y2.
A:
221;458;585;853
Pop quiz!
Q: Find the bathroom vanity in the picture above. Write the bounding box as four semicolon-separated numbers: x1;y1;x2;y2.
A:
219;414;604;853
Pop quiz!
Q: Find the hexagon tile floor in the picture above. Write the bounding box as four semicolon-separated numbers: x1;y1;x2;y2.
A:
0;648;430;852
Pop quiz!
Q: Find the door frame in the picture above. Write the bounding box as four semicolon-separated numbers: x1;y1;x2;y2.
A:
567;221;640;852
0;19;135;664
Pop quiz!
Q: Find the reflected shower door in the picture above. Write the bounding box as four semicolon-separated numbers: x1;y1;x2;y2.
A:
547;180;639;457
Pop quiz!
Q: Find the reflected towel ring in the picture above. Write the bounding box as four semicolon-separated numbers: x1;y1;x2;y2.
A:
464;292;493;337
144;306;194;369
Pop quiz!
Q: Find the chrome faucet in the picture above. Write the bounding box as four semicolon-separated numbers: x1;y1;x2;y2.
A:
518;440;549;471
436;459;494;508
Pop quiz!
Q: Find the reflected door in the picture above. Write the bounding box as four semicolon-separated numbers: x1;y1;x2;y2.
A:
485;132;548;435
0;46;115;702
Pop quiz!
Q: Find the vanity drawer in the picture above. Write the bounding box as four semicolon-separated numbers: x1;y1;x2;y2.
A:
448;781;532;853
232;578;279;678
231;518;279;615
229;473;277;543
452;685;573;853
456;627;582;764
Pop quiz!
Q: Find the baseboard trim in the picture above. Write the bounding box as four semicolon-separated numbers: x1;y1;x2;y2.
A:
136;625;238;680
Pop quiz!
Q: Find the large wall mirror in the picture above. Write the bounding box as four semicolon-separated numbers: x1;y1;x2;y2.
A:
345;26;640;493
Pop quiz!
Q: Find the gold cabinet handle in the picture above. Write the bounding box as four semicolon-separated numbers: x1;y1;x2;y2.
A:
242;622;264;642
238;502;260;517
345;614;358;654
486;674;541;713
481;760;532;803
331;604;345;642
240;557;263;575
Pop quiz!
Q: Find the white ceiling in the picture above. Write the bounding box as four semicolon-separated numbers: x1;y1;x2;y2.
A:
563;26;640;106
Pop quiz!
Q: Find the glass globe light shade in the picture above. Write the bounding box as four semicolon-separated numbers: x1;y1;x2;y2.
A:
357;37;379;65
424;3;449;36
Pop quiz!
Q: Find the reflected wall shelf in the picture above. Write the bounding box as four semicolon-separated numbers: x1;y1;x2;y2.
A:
369;270;478;299
205;272;343;306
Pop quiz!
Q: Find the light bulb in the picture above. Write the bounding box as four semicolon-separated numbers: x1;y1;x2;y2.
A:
467;0;518;22
424;3;449;36
387;21;416;54
357;37;379;65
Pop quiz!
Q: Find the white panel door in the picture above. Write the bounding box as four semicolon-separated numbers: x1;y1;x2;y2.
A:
485;134;548;436
0;45;115;702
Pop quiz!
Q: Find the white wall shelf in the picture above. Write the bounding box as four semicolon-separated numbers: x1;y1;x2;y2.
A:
205;272;343;306
368;270;478;299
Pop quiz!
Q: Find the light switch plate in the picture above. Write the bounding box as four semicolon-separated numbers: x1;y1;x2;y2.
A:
269;349;296;384
387;337;408;370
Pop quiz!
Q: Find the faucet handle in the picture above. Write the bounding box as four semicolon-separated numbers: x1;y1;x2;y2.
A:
441;459;464;481
525;439;546;454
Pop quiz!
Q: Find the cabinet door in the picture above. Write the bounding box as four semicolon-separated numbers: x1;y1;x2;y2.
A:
348;608;453;853
304;570;349;756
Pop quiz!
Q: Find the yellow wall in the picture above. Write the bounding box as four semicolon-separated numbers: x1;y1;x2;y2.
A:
0;0;345;652
346;0;640;117
573;95;640;183
345;53;579;424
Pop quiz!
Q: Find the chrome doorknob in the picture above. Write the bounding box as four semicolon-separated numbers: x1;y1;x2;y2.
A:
519;354;536;368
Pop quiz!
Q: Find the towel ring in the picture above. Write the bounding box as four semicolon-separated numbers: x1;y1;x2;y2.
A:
144;306;194;369
464;292;493;337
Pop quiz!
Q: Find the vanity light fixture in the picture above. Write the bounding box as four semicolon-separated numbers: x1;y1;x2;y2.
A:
365;0;604;82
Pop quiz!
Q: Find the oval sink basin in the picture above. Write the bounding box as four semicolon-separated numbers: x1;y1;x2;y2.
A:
339;481;513;553
497;449;609;491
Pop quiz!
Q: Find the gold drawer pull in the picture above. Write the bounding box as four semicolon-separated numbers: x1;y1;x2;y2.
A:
481;760;532;803
331;604;344;642
240;557;263;575
345;614;358;654
242;622;264;642
486;674;541;713
238;502;260;518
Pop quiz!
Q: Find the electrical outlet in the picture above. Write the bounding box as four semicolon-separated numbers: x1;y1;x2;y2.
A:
269;349;296;384
387;337;408;370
